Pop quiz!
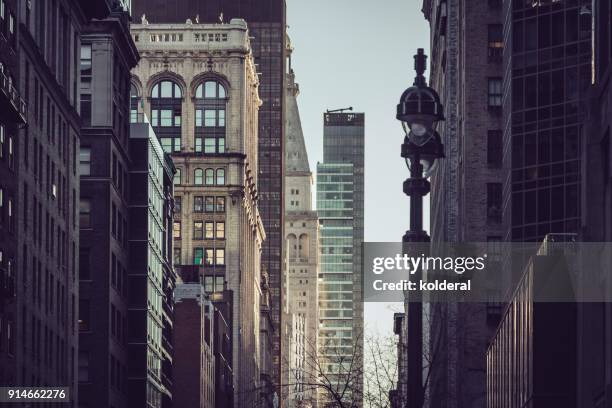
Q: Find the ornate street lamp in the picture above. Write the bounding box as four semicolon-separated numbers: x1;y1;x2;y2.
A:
397;48;445;243
396;48;445;408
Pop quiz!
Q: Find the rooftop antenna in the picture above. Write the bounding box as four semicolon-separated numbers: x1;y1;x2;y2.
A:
326;107;353;113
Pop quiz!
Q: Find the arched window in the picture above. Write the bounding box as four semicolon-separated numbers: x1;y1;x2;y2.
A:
205;169;214;185
216;169;225;185
194;80;227;154
130;84;140;123
194;169;203;185
150;79;182;153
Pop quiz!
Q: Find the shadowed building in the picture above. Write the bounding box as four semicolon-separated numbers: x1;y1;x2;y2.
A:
421;0;504;406
77;8;141;408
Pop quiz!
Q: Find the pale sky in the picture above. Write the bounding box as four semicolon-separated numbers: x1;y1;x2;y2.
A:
286;0;431;336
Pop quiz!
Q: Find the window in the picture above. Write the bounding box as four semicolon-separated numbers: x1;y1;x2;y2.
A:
216;249;225;265
205;169;214;185
173;221;181;239
205;196;215;212
488;78;502;108
175;196;182;213
173;248;181;265
488;25;503;62
150;80;182;151
151;80;182;99
80;147;91;176
194;196;203;212
195;169;204;185
216;222;225;239
78;352;90;382
204;249;214;265
194;222;204;240
79;300;90;331
174;168;182;185
195;80;226;154
205;222;214;239
79;248;90;279
130;84;140;123
194;248;204;265
487;130;503;167
487;183;502;223
216;197;226;212
80;45;92;86
80;94;92;126
216;169;225;185
80;199;91;228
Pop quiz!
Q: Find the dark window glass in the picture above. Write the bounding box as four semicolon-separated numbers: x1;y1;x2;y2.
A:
488;130;503;167
487;183;503;223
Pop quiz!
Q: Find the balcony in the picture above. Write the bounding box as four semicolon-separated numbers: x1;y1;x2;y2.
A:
0;70;26;124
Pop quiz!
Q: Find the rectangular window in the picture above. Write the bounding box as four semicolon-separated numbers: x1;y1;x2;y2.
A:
204;138;216;153
194;196;203;212
79;248;90;279
80;94;92;126
216;249;225;265
486;183;502;223
194;248;203;265
174;168;181;185
79;147;91;176
218;109;225;127
175;196;182;213
79;300;90;331
173;221;181;239
161;138;173;153
215;276;224;292
216;222;225;239
79;199;91;228
195;137;202;152
205;248;214;265
205;222;214;239
80;44;92;87
173;247;181;265
487;130;503;167
219;137;225;152
216;169;225;185
204;110;216;126
488;24;503;61
151;110;159;127
195;109;203;127
194;221;204;240
216;197;225;212
173;137;181;152
204;276;214;292
160;109;173;127
488;78;502;108
205;196;215;212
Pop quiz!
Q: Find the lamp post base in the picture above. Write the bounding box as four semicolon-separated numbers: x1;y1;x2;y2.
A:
402;230;430;242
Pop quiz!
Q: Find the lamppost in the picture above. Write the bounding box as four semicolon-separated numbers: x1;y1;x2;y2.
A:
396;48;445;407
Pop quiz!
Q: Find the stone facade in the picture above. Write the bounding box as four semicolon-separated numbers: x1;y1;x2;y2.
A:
130;19;266;407
282;38;319;408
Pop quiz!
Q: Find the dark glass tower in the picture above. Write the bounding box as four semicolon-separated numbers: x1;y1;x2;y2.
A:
503;0;591;242
131;0;286;389
316;111;364;406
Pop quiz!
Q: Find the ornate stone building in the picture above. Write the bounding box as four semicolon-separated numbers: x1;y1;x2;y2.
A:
282;39;319;408
130;18;266;407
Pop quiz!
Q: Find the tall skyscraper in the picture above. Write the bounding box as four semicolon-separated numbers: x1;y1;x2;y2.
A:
282;37;319;408
421;0;504;406
316;111;364;407
130;0;287;386
131;18;267;406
